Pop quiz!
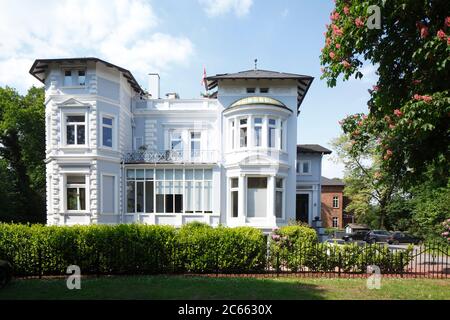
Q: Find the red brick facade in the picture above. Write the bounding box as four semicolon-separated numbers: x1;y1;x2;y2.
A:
321;185;346;229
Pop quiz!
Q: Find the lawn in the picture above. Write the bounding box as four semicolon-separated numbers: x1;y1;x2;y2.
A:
1;276;449;300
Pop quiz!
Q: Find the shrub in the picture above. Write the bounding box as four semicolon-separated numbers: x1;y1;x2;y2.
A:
0;222;266;276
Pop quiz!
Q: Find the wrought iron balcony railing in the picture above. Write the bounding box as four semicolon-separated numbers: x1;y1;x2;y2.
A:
123;149;219;164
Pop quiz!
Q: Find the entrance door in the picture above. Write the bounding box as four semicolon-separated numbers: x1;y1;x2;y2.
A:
296;194;309;224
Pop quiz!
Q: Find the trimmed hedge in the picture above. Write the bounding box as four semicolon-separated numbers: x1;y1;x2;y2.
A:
0;223;266;276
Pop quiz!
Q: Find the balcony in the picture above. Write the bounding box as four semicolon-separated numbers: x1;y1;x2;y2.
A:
123;149;219;164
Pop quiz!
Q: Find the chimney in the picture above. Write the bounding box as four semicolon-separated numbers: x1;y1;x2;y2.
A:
165;92;180;99
148;73;160;99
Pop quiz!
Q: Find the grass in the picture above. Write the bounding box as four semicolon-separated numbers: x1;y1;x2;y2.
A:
0;275;449;300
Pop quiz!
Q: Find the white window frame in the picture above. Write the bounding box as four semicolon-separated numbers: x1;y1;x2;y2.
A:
100;114;116;150
267;118;277;149
100;173;118;214
230;177;239;218
332;196;340;209
239;117;248;149
64;113;87;147
189;131;202;159
229;119;236;150
253;117;263;147
170;130;183;152
298;160;312;175
65;175;88;213
275;177;285;219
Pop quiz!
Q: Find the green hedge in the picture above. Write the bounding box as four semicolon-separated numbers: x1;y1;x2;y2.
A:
0;223;267;276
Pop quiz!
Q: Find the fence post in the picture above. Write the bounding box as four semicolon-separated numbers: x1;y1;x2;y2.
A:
276;252;280;278
338;251;342;278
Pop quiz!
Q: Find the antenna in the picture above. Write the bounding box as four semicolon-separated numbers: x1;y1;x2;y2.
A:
254;58;258;70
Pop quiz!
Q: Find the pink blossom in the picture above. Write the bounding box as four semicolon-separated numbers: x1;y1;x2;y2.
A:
446;17;450;27
342;60;351;68
386;149;393;156
331;11;340;21
414;94;422;101
394;109;403;117
422;95;432;103
420;26;429;39
329;51;336;59
362;115;368;120
413;79;421;85
353;114;359;119
357;120;363;126
343;6;350;15
335;43;341;49
355;17;364;28
332;24;343;37
389;124;396;129
326;37;331;46
448;37;450;46
442;232;449;237
437;29;447;40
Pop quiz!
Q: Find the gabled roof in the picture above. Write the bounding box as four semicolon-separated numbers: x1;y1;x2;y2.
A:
297;144;332;154
29;57;144;95
206;69;314;113
321;176;345;186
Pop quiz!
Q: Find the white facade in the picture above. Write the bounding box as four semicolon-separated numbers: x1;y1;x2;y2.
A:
31;57;326;232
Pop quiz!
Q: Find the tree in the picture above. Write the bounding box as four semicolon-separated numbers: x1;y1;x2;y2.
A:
331;133;400;229
0;86;45;223
320;0;450;187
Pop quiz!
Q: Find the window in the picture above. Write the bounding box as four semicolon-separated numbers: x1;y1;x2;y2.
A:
66;115;86;145
247;177;267;218
254;118;262;147
66;175;86;211
332;196;339;208
170;130;183;152
332;217;339;228
230;120;235;150
280;121;284;150
275;178;284;218
64;70;72;86
298;160;311;175
190;132;201;158
268;119;276;148
78;70;86;86
134;137;144;150
102;116;113;148
260;88;269;93
127;168;212;214
239;118;248;148
246;88;256;93
230;178;239;218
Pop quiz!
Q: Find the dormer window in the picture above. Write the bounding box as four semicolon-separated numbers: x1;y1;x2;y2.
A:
260;88;269;93
246;88;256;94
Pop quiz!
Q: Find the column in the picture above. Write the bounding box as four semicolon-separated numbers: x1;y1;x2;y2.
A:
238;174;246;224
267;175;277;226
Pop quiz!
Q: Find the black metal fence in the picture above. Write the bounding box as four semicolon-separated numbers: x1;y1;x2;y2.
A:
7;241;450;279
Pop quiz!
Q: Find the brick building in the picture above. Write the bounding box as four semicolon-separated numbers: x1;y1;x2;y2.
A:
320;177;351;228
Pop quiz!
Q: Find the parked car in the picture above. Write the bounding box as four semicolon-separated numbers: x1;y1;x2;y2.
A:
325;239;347;246
342;230;370;242
0;260;12;288
365;230;392;243
388;232;421;245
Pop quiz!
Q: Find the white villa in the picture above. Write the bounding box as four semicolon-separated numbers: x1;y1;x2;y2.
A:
30;57;331;232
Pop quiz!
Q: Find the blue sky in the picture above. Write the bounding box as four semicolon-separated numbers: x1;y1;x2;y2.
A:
0;0;377;178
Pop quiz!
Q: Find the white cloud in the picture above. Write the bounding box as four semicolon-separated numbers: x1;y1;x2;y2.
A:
199;0;253;17
0;0;194;93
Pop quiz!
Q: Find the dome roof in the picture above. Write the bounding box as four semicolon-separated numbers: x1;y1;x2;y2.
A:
229;96;290;111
